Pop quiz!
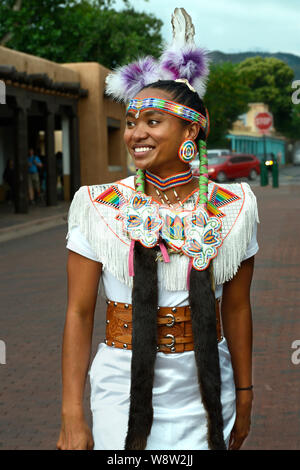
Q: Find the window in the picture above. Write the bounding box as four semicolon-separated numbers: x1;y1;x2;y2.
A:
207;152;219;158
230;156;253;164
107;117;122;171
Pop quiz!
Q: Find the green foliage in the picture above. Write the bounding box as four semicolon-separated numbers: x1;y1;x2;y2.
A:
211;50;300;81
204;62;250;147
0;0;162;68
285;106;300;140
236;57;295;136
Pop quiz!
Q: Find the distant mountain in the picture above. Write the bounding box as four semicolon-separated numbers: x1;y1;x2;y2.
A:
210;51;300;79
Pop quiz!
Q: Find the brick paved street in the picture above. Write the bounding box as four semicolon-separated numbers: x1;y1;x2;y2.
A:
0;225;106;450
0;182;299;450
244;184;300;450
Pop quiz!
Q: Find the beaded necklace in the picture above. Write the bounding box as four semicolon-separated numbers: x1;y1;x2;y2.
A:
145;168;193;191
136;139;208;209
154;187;183;208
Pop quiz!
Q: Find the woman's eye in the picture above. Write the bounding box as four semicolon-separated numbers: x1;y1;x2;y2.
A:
126;121;135;128
149;119;159;125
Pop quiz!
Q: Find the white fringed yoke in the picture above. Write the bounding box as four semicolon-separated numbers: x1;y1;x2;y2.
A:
66;176;259;290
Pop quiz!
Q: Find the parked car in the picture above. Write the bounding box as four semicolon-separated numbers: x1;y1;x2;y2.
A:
206;154;260;182
207;149;231;158
190;149;231;176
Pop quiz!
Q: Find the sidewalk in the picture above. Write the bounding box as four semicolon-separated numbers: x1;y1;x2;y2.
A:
0;199;70;243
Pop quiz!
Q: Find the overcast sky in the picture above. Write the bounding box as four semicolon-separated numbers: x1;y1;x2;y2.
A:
114;0;300;56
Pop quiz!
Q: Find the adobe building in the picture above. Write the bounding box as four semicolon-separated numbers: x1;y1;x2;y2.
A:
0;46;127;213
227;103;286;164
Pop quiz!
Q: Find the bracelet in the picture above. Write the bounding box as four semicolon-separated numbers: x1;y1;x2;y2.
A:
236;385;253;391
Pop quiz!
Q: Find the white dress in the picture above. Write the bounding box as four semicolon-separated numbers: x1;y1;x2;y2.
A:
66;218;258;450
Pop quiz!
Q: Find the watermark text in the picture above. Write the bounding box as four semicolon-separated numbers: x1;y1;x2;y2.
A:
0;340;6;364
292;80;300;105
291;340;300;365
0;80;6;104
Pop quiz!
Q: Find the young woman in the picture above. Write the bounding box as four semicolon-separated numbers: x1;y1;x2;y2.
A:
57;9;258;451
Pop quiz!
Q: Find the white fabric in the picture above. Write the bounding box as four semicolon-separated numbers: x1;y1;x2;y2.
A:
90;339;236;450
66;217;258;450
66;221;258;303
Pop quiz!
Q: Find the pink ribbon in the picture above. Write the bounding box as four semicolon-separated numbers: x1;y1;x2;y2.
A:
159;240;170;263
128;239;135;276
186;258;193;290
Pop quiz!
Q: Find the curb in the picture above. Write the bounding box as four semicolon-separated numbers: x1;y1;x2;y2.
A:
0;212;68;243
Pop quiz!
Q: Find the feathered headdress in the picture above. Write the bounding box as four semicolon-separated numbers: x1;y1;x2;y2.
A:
105;8;210;101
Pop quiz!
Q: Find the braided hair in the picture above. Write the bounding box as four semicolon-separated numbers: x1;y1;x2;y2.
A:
125;80;226;451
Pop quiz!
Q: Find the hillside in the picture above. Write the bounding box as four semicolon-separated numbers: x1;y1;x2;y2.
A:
210;51;300;79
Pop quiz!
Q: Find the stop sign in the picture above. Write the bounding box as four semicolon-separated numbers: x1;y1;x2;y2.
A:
255;112;273;133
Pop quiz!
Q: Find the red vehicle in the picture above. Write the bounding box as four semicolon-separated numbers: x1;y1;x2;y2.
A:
192;153;260;183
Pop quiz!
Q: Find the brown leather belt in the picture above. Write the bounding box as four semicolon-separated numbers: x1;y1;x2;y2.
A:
104;299;222;354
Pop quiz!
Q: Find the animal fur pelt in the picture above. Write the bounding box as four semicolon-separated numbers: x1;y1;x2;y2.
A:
125;242;159;450
125;238;226;450
189;265;226;450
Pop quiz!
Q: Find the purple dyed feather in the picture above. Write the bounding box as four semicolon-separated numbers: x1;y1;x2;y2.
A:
160;46;209;84
105;56;160;102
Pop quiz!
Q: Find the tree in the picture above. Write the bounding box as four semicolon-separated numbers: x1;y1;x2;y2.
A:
204;62;250;147
285;106;300;141
236;56;295;136
0;0;163;68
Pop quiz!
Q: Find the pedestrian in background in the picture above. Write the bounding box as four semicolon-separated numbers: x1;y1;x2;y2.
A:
28;148;43;204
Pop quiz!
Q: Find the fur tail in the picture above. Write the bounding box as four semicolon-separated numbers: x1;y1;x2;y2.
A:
189;266;227;450
125;243;158;450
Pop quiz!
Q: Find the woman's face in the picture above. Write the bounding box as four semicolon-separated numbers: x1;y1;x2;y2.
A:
124;87;199;176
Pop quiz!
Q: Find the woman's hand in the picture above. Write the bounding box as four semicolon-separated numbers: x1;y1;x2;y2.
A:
229;390;253;450
56;413;94;450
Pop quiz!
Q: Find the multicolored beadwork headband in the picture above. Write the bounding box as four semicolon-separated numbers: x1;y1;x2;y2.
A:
126;97;207;131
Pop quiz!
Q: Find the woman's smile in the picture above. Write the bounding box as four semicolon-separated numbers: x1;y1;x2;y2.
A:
132;145;155;158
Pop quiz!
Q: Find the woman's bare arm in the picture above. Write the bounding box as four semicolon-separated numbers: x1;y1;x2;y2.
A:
57;250;102;450
221;256;254;388
221;255;255;450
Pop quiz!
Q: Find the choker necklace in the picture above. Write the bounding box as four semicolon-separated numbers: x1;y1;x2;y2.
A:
145;168;193;191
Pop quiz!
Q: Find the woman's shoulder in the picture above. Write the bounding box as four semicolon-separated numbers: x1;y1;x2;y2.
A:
70;175;135;207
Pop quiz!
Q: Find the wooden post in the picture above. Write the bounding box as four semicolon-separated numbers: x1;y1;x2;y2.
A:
69;107;81;199
14;100;29;213
44;107;57;206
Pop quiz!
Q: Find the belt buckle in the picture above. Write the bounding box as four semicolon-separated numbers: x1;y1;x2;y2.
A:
164;334;176;352
164;313;175;327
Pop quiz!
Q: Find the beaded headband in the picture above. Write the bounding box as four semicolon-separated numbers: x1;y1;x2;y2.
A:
126;97;208;131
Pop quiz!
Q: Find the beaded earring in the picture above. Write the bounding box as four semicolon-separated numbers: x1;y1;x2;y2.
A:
178;139;197;163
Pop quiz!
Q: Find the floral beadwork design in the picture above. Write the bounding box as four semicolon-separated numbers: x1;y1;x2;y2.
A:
119;193;222;267
181;208;222;270
159;207;190;251
119;193;162;248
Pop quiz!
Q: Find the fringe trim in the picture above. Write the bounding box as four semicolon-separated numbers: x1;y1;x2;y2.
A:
66;185;134;287
66;181;259;291
213;182;259;286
